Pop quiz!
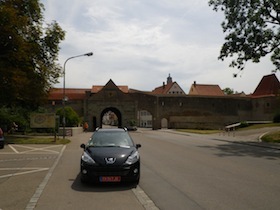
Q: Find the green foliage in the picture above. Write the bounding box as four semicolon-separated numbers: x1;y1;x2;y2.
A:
0;0;65;109
209;0;280;72
56;106;80;127
239;121;249;128
129;120;136;126
262;131;280;143
0;106;30;132
223;87;234;95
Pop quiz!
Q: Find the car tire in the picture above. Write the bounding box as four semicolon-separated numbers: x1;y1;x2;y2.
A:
80;174;88;184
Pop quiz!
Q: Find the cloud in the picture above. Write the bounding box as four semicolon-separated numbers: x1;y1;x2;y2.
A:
41;0;278;94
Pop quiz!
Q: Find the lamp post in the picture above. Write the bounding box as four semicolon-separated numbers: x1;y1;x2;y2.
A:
62;52;93;139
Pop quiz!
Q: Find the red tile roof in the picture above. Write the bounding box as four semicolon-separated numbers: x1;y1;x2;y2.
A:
48;80;129;101
48;88;90;100
91;86;103;93
152;82;174;94
252;74;280;97
151;80;186;95
189;83;224;96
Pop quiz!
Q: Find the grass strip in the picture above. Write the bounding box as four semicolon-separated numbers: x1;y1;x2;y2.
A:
262;131;280;143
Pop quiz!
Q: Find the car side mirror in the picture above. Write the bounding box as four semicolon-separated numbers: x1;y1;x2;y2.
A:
136;144;141;149
80;144;86;150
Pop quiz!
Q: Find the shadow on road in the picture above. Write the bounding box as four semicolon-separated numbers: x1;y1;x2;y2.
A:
71;173;137;192
199;142;280;160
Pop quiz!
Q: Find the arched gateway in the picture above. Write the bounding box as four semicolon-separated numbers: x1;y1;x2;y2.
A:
84;79;157;131
46;77;280;131
100;107;122;128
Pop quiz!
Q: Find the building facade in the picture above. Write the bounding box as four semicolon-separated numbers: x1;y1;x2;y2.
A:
46;74;280;131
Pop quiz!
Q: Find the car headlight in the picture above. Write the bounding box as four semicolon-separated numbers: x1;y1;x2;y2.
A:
81;151;96;164
125;150;139;165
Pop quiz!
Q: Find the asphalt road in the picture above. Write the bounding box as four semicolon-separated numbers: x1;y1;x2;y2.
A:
0;129;279;210
0;133;145;210
32;132;144;210
131;129;280;210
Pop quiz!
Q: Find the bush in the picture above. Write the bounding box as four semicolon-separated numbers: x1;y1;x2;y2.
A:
239;121;249;128
0;106;29;132
56;106;80;127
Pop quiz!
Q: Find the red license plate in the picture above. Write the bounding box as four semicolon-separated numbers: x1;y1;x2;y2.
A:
99;176;121;182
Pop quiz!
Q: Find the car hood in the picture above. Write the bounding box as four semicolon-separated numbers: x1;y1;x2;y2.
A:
86;146;136;166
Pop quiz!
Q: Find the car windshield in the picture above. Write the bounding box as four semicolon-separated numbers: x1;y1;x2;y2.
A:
88;131;134;147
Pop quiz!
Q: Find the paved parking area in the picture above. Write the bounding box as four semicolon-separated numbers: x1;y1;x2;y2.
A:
1;144;64;154
0;144;65;210
0;144;64;180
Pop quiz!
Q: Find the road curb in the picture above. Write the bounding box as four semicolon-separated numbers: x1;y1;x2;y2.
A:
132;186;159;210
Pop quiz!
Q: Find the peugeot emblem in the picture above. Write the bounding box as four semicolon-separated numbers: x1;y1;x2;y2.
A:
105;157;116;164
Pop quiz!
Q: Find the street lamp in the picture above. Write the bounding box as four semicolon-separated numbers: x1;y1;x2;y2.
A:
62;52;93;139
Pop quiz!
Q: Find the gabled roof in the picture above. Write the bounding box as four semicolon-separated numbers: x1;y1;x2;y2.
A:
152;82;174;94
188;82;224;96
92;79;129;93
48;88;90;100
252;74;280;97
151;74;185;95
152;82;185;95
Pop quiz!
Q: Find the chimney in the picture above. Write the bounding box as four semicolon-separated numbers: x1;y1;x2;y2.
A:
194;81;196;87
163;82;165;88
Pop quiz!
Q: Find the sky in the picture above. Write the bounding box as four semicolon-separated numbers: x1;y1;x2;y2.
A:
41;0;279;94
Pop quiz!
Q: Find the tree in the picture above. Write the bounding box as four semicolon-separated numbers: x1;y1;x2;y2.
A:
0;0;65;109
56;106;80;127
209;0;280;72
223;87;234;95
0;106;29;132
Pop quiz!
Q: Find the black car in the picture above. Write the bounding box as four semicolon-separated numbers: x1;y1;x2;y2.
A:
80;128;141;184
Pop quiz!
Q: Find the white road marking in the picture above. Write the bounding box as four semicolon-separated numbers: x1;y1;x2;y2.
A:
0;144;66;210
25;145;66;210
0;145;64;180
0;156;56;162
10;145;61;154
8;144;19;153
0;144;63;154
0;167;49;179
